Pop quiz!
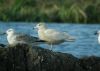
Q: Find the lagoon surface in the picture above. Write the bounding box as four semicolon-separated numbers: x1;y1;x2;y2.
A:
0;22;100;58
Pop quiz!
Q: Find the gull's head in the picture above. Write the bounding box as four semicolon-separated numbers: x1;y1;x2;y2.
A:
34;23;46;30
6;29;15;35
95;30;100;35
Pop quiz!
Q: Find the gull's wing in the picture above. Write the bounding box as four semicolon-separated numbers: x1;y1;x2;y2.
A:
44;29;75;41
63;32;75;41
15;33;45;43
44;29;65;40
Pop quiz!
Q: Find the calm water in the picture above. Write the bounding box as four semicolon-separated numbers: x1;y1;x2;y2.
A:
0;22;100;58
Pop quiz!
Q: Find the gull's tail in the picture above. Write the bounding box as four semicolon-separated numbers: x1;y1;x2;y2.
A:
64;32;76;42
35;40;46;42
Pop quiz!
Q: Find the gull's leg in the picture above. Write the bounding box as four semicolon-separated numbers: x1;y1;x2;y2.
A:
50;43;53;51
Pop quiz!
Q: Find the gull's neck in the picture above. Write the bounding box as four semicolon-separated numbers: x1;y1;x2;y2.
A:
39;27;47;31
98;34;100;38
8;32;15;36
38;27;47;40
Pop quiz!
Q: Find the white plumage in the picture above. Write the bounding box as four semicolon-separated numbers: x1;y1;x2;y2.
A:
6;28;45;46
96;31;100;44
35;23;75;50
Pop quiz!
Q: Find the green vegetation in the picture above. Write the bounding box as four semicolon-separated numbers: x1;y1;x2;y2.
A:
0;0;100;23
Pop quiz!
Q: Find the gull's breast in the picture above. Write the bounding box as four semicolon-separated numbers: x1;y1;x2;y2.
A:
7;35;17;45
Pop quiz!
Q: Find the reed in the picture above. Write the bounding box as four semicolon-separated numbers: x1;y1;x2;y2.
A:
0;0;100;23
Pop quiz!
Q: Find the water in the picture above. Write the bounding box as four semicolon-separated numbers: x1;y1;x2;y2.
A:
0;22;100;58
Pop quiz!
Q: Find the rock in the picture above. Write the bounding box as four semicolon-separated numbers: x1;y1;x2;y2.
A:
79;56;100;71
0;47;7;71
31;47;82;71
0;43;100;71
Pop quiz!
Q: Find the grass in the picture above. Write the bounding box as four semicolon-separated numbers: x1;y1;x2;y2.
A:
0;0;100;23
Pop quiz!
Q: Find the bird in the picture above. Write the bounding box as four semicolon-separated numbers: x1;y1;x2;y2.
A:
95;30;100;44
4;28;45;46
34;23;75;50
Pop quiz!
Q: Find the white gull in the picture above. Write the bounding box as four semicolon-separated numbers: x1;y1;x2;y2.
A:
34;23;75;50
5;28;45;46
95;30;100;44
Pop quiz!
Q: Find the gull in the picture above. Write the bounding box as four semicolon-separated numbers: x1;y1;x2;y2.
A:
95;30;100;44
34;23;75;50
4;28;45;46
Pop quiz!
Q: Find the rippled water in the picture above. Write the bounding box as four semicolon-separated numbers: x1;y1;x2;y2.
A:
0;22;100;58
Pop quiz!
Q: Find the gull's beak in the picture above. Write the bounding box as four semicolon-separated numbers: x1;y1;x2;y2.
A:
0;32;6;35
33;27;34;29
94;32;98;35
